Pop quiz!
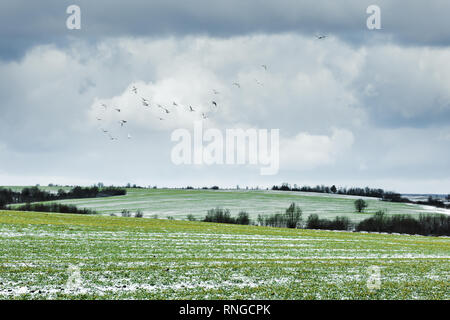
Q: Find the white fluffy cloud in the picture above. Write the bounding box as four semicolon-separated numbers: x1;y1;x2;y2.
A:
280;128;354;170
1;33;450;192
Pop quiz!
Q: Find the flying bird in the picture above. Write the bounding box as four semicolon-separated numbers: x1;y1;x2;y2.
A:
316;35;327;40
96;117;102;121
142;100;150;107
189;106;195;112
261;64;268;71
115;108;121;112
213;89;220;94
255;79;263;86
202;113;208;119
233;82;241;88
108;134;118;141
100;128;108;133
119;120;127;127
157;104;170;113
132;86;138;94
212;101;217;107
101;104;107;110
173;102;178;107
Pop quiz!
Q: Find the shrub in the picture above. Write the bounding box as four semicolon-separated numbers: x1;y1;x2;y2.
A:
306;214;353;231
355;211;386;232
203;208;251;225
121;209;132;217
306;214;321;229
135;210;144;218
203;208;234;224
285;203;302;228
186;214;196;221
331;216;352;230
257;213;288;228
235;211;250;225
257;203;302;228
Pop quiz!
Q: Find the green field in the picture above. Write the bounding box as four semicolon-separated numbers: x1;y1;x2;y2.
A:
0;210;448;299
28;188;448;222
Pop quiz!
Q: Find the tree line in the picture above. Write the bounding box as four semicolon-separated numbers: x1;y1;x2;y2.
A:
272;183;385;198
12;203;97;215
355;211;450;236
381;192;450;208
0;186;126;209
272;183;450;209
195;202;450;236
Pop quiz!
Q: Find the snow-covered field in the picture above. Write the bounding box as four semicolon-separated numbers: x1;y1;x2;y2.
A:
0;210;448;299
418;204;450;216
26;188;448;221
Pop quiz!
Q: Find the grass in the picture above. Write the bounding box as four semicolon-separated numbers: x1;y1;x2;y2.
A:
8;188;447;222
0;210;448;299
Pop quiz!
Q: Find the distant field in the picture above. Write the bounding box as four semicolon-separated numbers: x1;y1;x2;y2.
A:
0;210;448;299
14;187;448;222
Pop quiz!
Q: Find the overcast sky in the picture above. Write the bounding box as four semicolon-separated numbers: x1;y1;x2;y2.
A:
0;1;449;193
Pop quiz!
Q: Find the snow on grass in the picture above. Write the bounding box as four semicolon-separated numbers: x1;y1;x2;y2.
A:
22;188;446;221
0;210;448;299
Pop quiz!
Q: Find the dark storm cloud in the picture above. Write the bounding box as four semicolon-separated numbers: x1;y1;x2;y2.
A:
1;0;450;60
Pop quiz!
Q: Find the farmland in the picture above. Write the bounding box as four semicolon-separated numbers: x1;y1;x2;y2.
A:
0;210;449;299
25;188;449;222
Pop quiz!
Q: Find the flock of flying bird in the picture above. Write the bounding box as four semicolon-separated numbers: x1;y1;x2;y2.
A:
95;33;328;141
96;83;228;141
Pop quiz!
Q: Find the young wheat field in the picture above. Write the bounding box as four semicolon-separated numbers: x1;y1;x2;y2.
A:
0;210;448;299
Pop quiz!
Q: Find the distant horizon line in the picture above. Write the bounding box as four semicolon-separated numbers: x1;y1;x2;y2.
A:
1;183;448;196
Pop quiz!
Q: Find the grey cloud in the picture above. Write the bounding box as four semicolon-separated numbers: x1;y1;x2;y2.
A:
1;1;450;61
352;45;450;128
